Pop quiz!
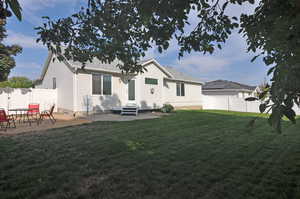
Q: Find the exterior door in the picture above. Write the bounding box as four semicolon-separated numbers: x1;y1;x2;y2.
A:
128;79;135;101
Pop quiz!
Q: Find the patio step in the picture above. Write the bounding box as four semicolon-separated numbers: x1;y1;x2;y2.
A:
121;105;138;116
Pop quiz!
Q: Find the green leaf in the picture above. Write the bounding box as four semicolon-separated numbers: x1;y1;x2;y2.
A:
259;103;267;113
222;2;229;11
267;66;275;76
283;107;296;124
245;97;258;101
7;0;22;21
158;46;162;53
258;89;269;100
251;55;259;62
284;98;293;109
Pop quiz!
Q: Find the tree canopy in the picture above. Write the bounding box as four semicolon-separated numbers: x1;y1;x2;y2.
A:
35;0;300;132
0;0;22;82
0;76;33;88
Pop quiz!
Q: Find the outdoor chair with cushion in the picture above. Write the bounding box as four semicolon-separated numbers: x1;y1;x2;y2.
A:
0;109;16;131
39;105;56;124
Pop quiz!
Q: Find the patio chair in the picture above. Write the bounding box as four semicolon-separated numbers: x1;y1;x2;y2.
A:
0;109;16;131
39;105;56;124
27;103;40;122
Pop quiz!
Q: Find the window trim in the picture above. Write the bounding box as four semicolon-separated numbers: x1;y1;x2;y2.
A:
176;82;185;97
102;74;112;95
145;77;158;85
91;73;113;96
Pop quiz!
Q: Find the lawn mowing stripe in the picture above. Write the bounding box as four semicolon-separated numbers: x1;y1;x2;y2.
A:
1;110;299;199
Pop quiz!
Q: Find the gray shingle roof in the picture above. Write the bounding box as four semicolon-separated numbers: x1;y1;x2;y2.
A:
164;66;202;84
203;80;256;91
39;50;202;84
68;57;202;84
69;58;123;73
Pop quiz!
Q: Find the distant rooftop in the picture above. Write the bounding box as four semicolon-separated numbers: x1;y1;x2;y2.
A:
203;80;256;91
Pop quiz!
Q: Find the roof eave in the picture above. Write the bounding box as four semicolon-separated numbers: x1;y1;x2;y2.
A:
202;88;254;92
164;77;203;85
141;59;174;78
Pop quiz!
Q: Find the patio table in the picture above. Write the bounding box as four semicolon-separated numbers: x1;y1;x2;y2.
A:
8;108;40;125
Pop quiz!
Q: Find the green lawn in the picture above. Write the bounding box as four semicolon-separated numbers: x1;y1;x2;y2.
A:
1;110;300;199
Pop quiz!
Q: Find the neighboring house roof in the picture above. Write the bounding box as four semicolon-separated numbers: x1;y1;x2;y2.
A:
39;51;203;84
203;80;256;92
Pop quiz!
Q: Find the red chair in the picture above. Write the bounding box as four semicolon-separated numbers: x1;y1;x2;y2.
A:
28;104;40;115
39;105;56;124
0;109;16;131
27;104;40;123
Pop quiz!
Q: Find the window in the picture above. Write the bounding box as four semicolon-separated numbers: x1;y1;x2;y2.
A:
176;83;180;96
176;82;185;96
181;83;185;96
103;75;112;95
92;74;112;95
52;77;56;89
145;78;158;85
92;74;102;95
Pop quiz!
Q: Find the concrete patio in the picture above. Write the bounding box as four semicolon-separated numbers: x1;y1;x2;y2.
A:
0;112;166;136
87;112;162;122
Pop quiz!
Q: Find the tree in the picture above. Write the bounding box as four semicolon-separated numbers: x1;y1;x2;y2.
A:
36;0;300;132
0;0;22;21
0;0;22;81
0;76;33;88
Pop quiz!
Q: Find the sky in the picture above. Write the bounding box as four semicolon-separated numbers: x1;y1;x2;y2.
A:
4;0;268;86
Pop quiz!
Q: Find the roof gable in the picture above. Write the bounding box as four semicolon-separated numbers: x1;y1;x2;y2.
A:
38;52;202;84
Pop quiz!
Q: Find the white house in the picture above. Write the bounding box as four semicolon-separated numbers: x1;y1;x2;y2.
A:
36;52;203;114
202;80;256;99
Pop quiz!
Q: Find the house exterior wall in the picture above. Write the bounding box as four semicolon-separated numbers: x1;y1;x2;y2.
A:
73;63;202;112
37;58;74;112
136;63;168;109
38;58;203;113
74;72;128;113
163;80;202;107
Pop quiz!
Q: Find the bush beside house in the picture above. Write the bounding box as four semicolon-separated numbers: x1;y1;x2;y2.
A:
161;104;174;113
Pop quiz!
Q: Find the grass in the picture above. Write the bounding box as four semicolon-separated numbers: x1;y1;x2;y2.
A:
1;110;300;199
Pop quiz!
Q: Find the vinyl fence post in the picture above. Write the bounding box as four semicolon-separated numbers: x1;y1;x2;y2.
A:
227;96;230;111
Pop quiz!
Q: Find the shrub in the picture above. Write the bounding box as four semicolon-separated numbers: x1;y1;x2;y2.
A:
161;104;174;113
0;76;33;88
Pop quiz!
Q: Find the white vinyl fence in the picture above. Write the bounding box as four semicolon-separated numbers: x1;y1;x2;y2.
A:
0;88;57;113
202;95;300;115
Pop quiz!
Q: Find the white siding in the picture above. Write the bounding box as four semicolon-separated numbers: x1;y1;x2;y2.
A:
75;62;181;112
163;80;202;107
37;59;203;112
38;58;74;111
75;72;128;112
136;63;168;109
